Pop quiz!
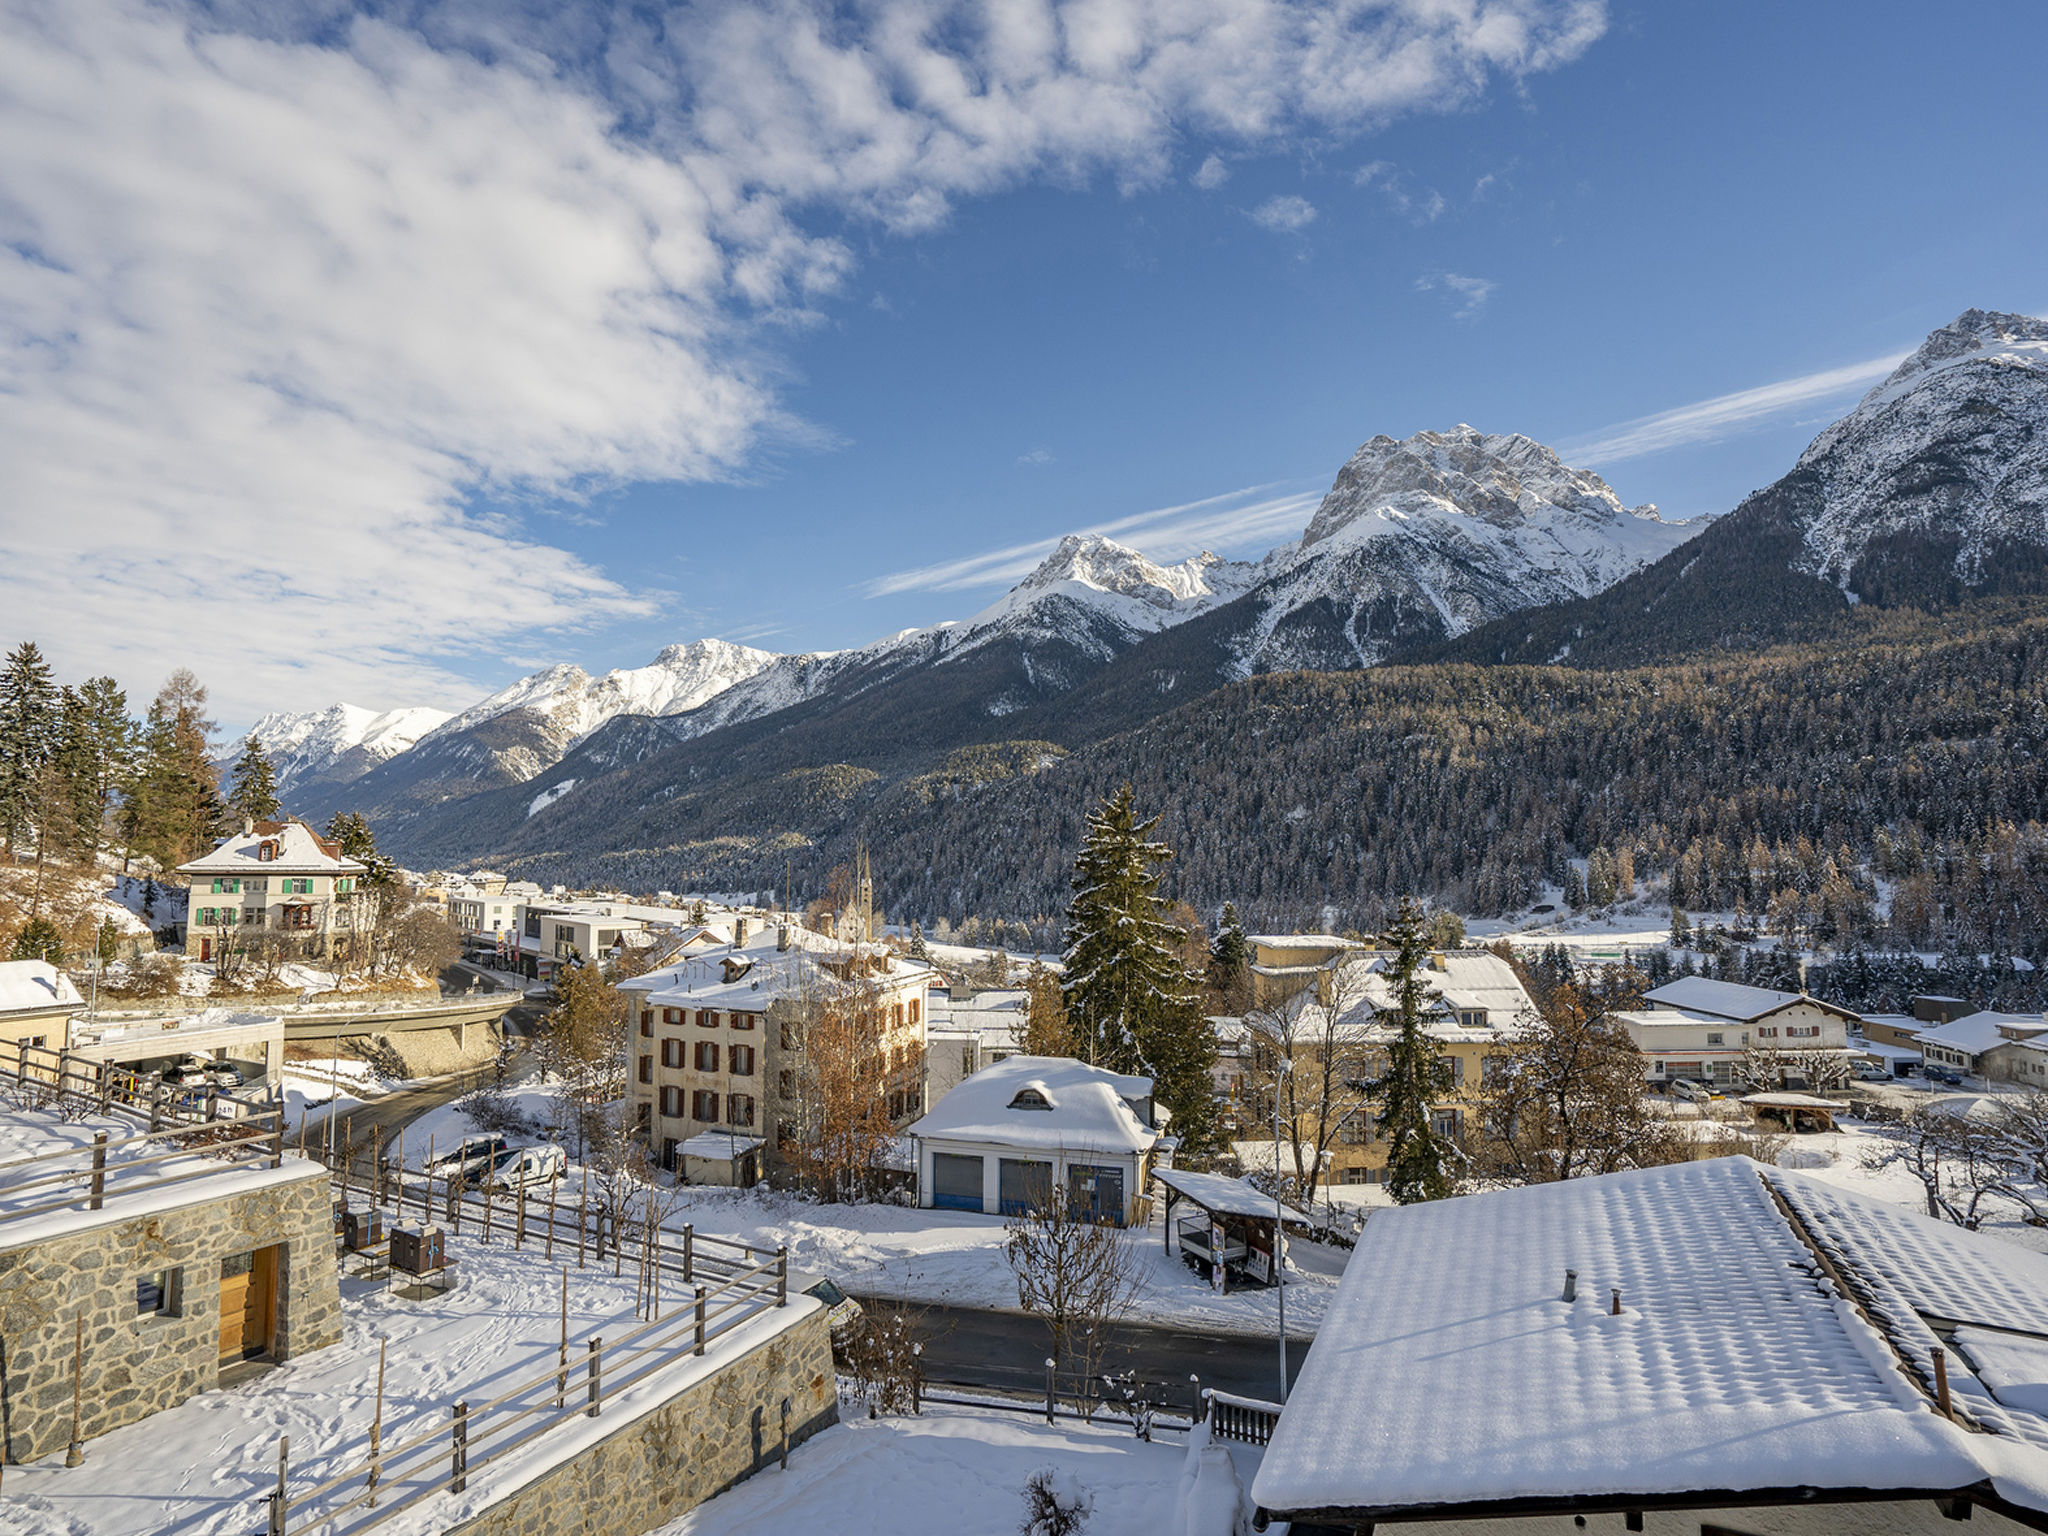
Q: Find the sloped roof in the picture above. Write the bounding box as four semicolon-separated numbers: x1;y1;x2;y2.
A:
1156;1167;1314;1225
178;818;364;876
1641;975;1860;1025
1915;1011;2048;1055
0;959;83;1016
908;1055;1156;1155
1323;951;1541;1041
1254;1157;2048;1524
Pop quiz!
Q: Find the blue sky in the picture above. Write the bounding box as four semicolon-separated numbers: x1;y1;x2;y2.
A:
5;0;2046;724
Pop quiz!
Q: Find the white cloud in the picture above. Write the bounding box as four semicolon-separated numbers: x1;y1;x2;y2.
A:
1417;271;1496;320
1193;154;1231;190
0;0;1607;719
1561;350;1911;464
864;482;1321;597
1017;447;1054;466
1353;158;1444;222
1251;194;1319;232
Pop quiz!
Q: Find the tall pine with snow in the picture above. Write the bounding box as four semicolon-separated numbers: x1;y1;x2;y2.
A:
1371;895;1458;1204
229;735;281;823
0;640;59;852
1060;785;1217;1150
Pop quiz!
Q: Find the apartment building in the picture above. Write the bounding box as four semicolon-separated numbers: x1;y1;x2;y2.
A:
620;923;933;1185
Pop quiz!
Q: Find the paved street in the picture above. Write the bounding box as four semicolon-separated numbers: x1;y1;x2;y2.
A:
859;1297;1308;1409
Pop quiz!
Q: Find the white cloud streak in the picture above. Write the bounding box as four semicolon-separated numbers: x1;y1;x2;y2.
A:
1251;194;1319;231
1417;271;1495;320
864;483;1321;597
0;0;1607;719
1561;350;1910;464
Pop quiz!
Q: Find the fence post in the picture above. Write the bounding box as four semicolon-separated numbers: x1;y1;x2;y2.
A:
682;1223;693;1282
587;1338;603;1417
781;1397;791;1470
270;1112;284;1170
89;1133;107;1211
268;1435;289;1536
97;1062;110;1115
776;1246;787;1306
694;1286;708;1356
450;1401;468;1494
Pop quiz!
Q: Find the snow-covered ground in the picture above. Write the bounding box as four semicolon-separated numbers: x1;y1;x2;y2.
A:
395;1082;1339;1337
4;1219;808;1536
661;1402;1262;1536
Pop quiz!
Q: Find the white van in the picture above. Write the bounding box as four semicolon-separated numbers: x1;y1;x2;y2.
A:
485;1143;567;1191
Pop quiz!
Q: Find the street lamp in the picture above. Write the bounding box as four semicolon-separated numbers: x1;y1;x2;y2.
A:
1272;1056;1291;1403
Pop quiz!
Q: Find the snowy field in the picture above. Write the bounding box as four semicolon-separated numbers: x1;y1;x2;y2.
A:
4;1220;810;1536
661;1403;1262;1536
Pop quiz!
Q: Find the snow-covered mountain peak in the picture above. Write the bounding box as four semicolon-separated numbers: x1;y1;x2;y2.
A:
1790;309;2048;588
1011;533;1255;609
246;702;454;795
1302;425;1660;549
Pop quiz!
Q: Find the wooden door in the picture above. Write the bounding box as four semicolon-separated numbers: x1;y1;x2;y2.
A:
219;1246;277;1364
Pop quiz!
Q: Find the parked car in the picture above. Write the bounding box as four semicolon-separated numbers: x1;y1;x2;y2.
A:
484;1143;567;1191
1851;1063;1891;1082
1669;1079;1712;1103
1926;1065;1965;1087
788;1269;866;1355
415;1135;508;1181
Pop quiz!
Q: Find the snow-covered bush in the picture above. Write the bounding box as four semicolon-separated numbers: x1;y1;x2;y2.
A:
1019;1468;1092;1536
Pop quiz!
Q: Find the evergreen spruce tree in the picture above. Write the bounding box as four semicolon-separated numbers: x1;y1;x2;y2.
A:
1060;785;1217;1149
10;915;63;965
325;810;397;887
907;919;929;960
1371;896;1458;1204
126;670;225;866
228;735;281;823
1208;903;1248;996
0;640;59;851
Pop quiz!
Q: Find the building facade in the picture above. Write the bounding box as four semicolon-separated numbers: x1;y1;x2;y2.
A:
176;818;367;961
0;958;83;1052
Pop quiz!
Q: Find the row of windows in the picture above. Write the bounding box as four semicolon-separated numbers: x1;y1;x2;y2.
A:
643;1008;759;1033
641;1041;757;1078
657;1086;756;1126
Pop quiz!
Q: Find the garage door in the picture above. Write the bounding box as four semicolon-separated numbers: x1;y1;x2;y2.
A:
930;1153;984;1212
998;1158;1053;1217
1067;1164;1125;1227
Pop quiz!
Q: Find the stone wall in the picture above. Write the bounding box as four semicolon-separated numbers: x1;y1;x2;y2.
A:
0;1159;340;1461
445;1305;839;1536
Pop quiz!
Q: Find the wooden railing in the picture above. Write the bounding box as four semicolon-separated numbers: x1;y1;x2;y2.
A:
0;1108;287;1222
1204;1388;1283;1446
270;1181;789;1536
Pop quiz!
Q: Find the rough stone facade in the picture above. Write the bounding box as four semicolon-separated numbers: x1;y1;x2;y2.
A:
445;1304;839;1536
0;1160;340;1461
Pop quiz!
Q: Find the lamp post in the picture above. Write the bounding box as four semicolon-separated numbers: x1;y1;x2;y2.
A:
1272;1057;1290;1403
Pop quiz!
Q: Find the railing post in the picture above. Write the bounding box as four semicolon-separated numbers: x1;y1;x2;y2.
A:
777;1246;787;1307
695;1286;708;1356
450;1401;468;1493
683;1223;693;1282
268;1435;289;1536
89;1133;107;1211
587;1338;603;1417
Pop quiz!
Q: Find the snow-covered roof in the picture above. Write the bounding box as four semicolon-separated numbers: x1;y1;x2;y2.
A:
1609;1007;1734;1033
1253;1157;2048;1524
1327;951;1541;1041
1915;1011;2048;1055
908;1055;1157;1155
177;818;364;876
0;959;83;1016
675;1132;764;1160
1640;975;1859;1024
621;927;932;1012
1155;1167;1314;1226
1741;1092;1841;1109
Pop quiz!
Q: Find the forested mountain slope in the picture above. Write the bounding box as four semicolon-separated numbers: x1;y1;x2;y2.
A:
490;601;2048;948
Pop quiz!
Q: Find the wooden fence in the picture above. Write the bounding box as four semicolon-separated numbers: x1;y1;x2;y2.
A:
273;1152;791;1536
1203;1388;1283;1446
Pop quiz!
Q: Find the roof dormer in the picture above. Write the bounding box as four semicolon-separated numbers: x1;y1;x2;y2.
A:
1008;1084;1055;1111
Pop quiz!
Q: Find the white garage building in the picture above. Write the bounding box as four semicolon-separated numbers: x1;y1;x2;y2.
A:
907;1055;1163;1227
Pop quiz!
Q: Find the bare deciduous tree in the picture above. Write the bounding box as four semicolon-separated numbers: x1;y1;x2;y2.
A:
775;963;919;1201
1242;961;1376;1204
1865;1094;2048;1227
1003;1197;1144;1413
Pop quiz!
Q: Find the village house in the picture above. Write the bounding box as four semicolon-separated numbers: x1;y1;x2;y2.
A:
1248;949;1540;1191
1244;932;1370;1008
1253;1156;2048;1535
619;921;932;1186
907;1054;1162;1227
175;817;366;962
0;956;84;1052
921;984;1027;1104
1609;1005;1752;1088
1916;1010;2048;1082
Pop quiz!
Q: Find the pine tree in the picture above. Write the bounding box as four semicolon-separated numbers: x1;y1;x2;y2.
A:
907;919;929;960
11;915;63;965
124;670;225;867
1371;896;1458;1204
1208;902;1249;1000
1060;785;1217;1149
324;810;395;885
0;640;58;851
229;735;281;823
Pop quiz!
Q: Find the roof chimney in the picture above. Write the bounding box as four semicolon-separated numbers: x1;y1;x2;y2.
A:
777;923;791;952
